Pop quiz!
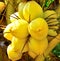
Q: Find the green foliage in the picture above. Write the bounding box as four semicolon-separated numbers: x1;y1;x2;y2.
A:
45;0;54;7
52;43;60;58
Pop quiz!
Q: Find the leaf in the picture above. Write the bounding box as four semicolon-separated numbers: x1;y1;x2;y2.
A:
52;43;60;58
45;0;54;7
6;0;15;24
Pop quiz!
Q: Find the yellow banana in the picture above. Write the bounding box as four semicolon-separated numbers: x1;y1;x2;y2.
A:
48;29;57;36
18;2;26;19
4;23;13;41
47;19;58;23
49;25;59;30
28;18;48;40
48;21;59;26
23;1;43;22
44;10;58;19
7;44;22;61
28;49;37;58
35;55;45;61
28;37;48;57
47;18;59;30
11;37;28;53
9;19;29;38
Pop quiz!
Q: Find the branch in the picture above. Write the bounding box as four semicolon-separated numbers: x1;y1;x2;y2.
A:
44;34;60;57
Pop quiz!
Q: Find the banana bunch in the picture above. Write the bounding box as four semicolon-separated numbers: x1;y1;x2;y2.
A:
44;10;59;37
4;19;29;61
3;1;59;61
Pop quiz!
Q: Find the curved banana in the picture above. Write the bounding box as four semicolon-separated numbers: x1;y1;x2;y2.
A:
4;23;13;41
48;29;57;36
35;55;45;61
7;44;22;61
44;10;58;19
18;2;26;19
48;19;59;25
47;19;58;23
49;25;59;30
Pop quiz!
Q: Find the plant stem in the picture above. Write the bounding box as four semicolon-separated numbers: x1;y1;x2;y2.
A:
44;34;60;57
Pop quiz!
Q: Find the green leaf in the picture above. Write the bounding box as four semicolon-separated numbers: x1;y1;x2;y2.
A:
45;0;54;7
52;43;60;58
